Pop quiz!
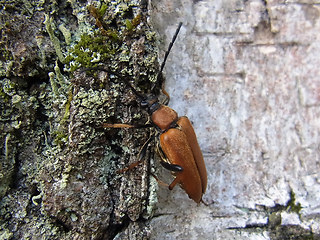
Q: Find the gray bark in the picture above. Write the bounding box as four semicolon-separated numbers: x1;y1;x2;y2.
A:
150;0;320;239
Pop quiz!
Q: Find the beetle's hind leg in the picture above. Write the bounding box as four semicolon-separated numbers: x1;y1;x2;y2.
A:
168;175;182;190
150;172;169;188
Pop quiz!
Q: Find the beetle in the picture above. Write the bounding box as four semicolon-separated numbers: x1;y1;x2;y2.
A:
104;23;207;203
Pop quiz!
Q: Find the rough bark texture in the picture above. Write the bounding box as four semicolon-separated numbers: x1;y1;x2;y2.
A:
150;0;320;239
1;0;158;239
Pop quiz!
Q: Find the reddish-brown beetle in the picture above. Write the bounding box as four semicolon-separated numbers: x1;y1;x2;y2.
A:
105;23;207;203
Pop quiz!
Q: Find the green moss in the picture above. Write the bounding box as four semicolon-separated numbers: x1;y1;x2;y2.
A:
106;29;120;41
65;32;118;72
53;130;68;146
125;14;141;32
98;3;108;17
286;190;302;214
125;19;134;31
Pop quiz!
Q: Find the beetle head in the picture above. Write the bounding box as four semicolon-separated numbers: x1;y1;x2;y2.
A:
141;94;160;114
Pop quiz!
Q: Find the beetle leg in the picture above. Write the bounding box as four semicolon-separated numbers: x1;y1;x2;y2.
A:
102;123;135;128
117;160;142;174
137;135;154;162
168;175;182;190
150;173;169;187
103;122;154;173
117;134;153;173
102;123;153;129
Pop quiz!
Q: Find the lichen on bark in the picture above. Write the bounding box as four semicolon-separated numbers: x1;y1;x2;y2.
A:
0;0;160;239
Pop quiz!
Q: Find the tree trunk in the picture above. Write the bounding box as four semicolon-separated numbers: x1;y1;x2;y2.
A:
150;0;320;239
1;0;157;239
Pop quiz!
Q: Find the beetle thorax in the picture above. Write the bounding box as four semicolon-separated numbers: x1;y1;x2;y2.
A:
151;105;178;131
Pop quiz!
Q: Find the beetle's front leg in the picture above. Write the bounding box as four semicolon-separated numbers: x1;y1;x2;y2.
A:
102;123;153;129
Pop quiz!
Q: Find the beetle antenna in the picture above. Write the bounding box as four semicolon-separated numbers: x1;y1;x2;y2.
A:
157;22;183;82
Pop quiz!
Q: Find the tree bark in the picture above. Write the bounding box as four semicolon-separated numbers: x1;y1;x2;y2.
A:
1;0;158;239
150;0;320;239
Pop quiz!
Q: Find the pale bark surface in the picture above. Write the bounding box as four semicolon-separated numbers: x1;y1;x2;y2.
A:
149;0;320;239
